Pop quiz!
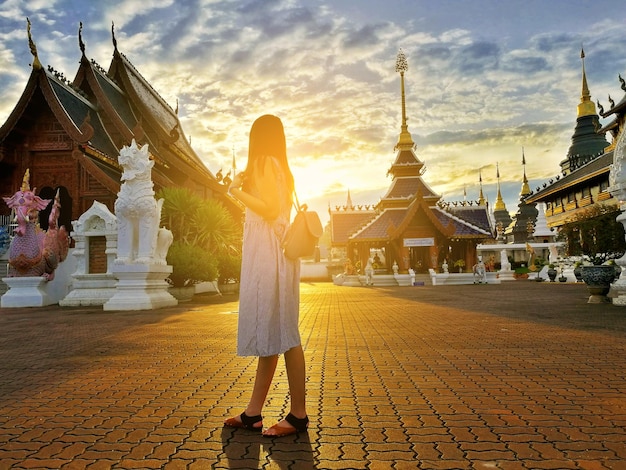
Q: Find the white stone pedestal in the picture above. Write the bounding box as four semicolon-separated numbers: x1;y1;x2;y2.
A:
498;269;515;281
60;273;117;307
103;264;177;311
1;277;52;307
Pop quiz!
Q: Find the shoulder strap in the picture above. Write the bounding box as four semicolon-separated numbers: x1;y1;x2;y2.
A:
292;189;307;212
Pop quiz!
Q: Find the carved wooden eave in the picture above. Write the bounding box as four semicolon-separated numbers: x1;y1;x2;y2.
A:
38;69;96;144
74;151;120;195
74;55;135;145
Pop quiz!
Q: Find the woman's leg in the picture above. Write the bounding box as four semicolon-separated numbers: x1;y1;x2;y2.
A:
245;354;279;416
284;345;307;419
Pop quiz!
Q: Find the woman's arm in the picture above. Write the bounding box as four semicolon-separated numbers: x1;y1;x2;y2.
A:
229;158;281;220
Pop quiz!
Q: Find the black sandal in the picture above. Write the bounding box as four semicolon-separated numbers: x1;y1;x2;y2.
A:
262;413;309;437
224;412;263;432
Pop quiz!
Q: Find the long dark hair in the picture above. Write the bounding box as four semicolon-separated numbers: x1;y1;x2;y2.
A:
244;114;294;195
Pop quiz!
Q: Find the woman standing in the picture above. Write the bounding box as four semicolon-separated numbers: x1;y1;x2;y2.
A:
224;115;308;437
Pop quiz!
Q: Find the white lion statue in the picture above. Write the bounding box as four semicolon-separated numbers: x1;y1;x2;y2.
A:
114;140;172;265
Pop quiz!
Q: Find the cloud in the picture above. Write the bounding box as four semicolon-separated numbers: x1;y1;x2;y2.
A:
2;0;626;221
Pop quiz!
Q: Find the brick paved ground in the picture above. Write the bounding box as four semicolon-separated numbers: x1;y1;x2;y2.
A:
1;281;625;469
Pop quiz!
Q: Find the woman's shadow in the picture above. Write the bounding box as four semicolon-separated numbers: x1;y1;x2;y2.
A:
221;426;316;469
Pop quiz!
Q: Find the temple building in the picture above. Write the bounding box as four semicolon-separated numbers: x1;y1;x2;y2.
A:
526;49;617;226
0;21;238;232
329;50;493;274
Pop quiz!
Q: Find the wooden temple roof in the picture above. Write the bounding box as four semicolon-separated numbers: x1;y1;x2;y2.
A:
0;22;236;212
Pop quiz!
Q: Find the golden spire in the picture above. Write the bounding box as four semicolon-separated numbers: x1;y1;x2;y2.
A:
478;169;486;205
26;18;42;70
577;47;597;117
395;48;415;150
494;163;506;211
520;148;530;196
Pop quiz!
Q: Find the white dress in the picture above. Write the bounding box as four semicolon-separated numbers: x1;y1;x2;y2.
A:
237;160;301;357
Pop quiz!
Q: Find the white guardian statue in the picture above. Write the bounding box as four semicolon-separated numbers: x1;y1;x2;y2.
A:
114;139;172;265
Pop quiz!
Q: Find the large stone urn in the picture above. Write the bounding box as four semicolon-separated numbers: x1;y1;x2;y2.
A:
580;265;616;303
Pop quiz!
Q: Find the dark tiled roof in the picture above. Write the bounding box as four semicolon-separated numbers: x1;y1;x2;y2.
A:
49;77;119;159
445;205;492;233
432;207;491;237
394;149;419;164
94;67;137;131
350;209;406;241
331;211;376;244
383;177;439;200
526;152;613;202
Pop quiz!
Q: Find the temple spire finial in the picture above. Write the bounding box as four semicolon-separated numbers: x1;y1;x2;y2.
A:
78;22;86;56
478;169;486;205
111;21;118;50
520;148;530;196
578;46;596;117
494;163;506;211
26;18;42;70
394;48;414;150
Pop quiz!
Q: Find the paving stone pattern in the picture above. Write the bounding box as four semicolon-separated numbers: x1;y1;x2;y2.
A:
0;281;625;469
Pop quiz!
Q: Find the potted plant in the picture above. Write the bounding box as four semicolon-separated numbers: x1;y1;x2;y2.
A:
514;265;530;279
559;205;626;303
573;261;583;282
547;264;557;282
454;259;465;273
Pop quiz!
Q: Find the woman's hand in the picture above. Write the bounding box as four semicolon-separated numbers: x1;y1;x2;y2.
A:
230;171;246;191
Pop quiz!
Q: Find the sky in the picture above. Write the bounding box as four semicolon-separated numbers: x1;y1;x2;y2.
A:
2;0;626;224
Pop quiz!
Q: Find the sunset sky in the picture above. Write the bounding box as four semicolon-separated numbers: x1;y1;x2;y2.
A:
1;0;626;223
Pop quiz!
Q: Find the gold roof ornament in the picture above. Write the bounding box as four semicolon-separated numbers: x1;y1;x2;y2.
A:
494;163;506;211
395;48;415;150
578;48;597;118
478;169;486;206
520;148;531;196
27;18;42;71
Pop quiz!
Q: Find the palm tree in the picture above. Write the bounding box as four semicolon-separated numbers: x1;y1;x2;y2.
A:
157;187;242;287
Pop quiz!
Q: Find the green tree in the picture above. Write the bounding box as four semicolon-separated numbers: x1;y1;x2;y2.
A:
157;187;242;286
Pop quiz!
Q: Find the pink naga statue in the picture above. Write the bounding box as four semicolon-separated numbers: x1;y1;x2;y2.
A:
2;170;69;280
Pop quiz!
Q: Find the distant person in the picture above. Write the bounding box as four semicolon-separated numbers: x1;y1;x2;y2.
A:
224;114;308;437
